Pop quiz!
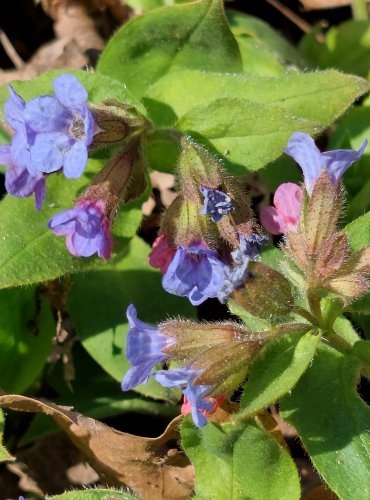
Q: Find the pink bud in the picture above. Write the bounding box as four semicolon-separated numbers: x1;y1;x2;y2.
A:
148;234;176;274
260;183;303;235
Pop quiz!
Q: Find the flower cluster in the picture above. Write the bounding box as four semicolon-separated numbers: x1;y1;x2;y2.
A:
121;305;264;427
1;74;147;259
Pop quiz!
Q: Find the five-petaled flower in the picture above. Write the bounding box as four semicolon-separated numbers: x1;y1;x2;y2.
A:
148;235;177;274
48;200;113;259
24;74;95;178
162;241;226;306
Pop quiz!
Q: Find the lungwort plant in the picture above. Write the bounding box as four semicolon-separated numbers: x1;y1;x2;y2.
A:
0;1;369;499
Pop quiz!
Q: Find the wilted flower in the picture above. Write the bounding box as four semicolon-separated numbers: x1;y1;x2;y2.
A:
284;132;367;195
260;183;303;235
199;185;234;222
48;200;112;259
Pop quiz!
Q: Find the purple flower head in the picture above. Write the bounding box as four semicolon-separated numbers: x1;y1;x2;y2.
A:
22;74;95;179
48;200;113;259
0;144;46;210
121;305;175;392
284;132;368;196
199;186;234;222
218;232;268;303
162;242;226;306
153;367;214;428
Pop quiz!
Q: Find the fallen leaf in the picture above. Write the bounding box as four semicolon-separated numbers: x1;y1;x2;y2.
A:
0;393;194;499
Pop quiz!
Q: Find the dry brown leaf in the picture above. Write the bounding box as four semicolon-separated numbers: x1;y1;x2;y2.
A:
0;394;194;500
6;462;45;497
301;0;367;10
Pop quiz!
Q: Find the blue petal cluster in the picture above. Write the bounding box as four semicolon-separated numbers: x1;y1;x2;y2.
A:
162;242;226;306
218;233;268;303
0;75;94;207
284;132;367;195
199;186;234;222
121;305;174;391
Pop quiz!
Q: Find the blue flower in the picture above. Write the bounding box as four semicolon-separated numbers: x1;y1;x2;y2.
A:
48;200;113;259
162;242;226;306
284;132;367;195
121;305;175;391
218;233;268;303
153;367;214;428
199;186;234;222
0;144;46;210
23;74;95;178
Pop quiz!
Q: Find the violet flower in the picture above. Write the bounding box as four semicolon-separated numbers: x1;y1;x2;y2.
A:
153;367;215;428
284;132;367;195
199;186;234;222
48;200;113;259
218;232;268;303
260;182;303;235
0;144;46;210
121;305;174;391
23;74;95;178
162;242;226;306
148;234;176;274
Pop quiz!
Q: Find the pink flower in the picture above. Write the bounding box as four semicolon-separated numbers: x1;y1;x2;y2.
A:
260;183;303;235
148;235;176;273
181;395;225;418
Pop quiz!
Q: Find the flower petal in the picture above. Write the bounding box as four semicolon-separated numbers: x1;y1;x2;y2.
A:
260;206;287;235
0;145;12;166
284;132;323;196
4;85;25;131
273;182;303;226
63;140;88;178
53;74;88;113
322;139;368;184
24;96;70;133
31;132;70;174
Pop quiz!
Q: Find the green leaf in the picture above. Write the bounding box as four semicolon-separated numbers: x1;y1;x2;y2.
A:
227;10;304;76
0;287;55;393
97;0;242;97
0;408;14;462
51;489;137;499
181;418;300;500
280;344;370;500
299;20;370;78
238;331;321;418
0;70;145;289
343;211;370;314
146;69;368;171
68;236;195;401
227;299;271;331
125;0;190;10
22;343;179;444
333;315;361;346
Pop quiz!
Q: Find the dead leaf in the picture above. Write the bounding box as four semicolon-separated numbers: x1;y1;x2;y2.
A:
300;0;367;10
0;393;194;500
6;462;44;497
304;484;338;499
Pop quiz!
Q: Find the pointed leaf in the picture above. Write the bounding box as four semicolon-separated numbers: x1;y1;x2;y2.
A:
280;344;370;500
238;331;321;418
181;418;300;500
0;409;14;462
97;0;242;97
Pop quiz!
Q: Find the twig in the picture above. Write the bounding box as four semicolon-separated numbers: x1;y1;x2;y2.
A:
266;0;313;34
0;29;25;69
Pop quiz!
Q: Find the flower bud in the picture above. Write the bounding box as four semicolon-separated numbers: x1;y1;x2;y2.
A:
89;100;148;150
